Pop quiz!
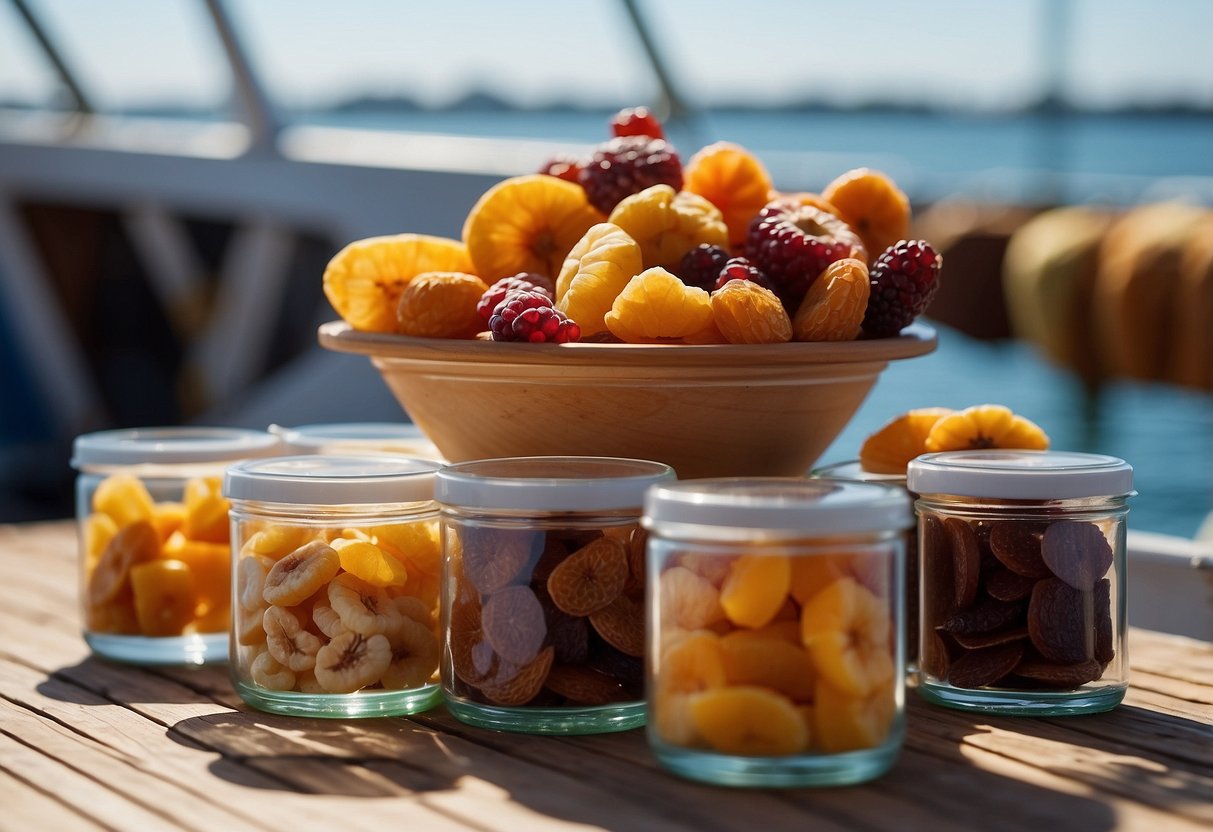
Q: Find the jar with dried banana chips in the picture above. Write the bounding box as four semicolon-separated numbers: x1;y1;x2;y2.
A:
434;456;675;734
72;427;281;665
223;454;443;717
907;450;1133;715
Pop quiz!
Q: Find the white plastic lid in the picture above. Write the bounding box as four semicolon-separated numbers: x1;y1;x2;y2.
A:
906;450;1134;500
643;477;912;538
224;454;441;505
434;456;675;512
270;421;426;449
72;426;280;468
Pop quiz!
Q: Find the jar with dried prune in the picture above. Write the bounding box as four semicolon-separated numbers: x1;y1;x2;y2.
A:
907;450;1133;715
72;427;281;666
644;478;912;788
224;455;444;718
434;456;675;734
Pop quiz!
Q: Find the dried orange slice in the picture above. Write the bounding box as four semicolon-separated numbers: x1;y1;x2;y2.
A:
555;222;642;335
689;686;808;756
607;184;728;271
463;174;603;283
604;267;712;343
924;404;1051;454
588;594;645;657
683;142;774;248
858;407;956;474
719;553;792;629
820;168;911;265
547;536;628;616
800;576;894;698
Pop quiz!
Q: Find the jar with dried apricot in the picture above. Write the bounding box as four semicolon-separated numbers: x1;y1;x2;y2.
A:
72;427;281;665
907;450;1133;715
223;455;444;717
643;478;911;788
434;456;675;734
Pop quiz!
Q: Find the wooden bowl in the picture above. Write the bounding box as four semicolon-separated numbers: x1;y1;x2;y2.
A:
318;321;937;479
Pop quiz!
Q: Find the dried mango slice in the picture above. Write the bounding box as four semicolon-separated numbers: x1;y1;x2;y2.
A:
314;631;392;694
813;676;896;753
263;541;341;607
162;531;229;625
395;271;489;339
332;537;409;588
182;476;229;544
682;142;774;248
924;404;1051;454
150;501;187;542
555;222;643;336
800;577;894;698
323;233;474;333
607;184;728;271
129;559;198;637
604;267;712;343
262;605;322;672
719;553;792;629
858;407;955;475
92;474;155;528
689;686;808;756
463;174;603;282
88;519;160;606
327;572;403;636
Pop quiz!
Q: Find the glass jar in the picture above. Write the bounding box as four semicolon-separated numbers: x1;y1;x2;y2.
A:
811;460;921;675
907;450;1134;716
271;421;443;461
434;456;675;734
643;478;911;788
223;454;443;718
71;426;281;665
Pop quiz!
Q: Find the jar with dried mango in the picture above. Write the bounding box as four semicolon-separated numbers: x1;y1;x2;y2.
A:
434;456;675;734
643;478;911;788
72;427;281;665
223;455;444;717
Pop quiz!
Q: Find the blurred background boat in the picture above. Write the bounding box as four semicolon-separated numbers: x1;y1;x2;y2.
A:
1;1;1211;630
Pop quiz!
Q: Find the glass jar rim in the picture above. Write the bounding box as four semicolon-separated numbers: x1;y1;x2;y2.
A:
907;450;1134;501
434;456;675;512
72;426;280;468
224;454;440;505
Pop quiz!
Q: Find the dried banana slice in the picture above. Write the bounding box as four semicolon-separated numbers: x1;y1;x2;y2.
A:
262;541;340;607
87;520;160;606
263;605;322;672
250;649;297;691
314;631;392;694
311;603;348;639
328;572;403;635
381;616;440;690
237;554;274;611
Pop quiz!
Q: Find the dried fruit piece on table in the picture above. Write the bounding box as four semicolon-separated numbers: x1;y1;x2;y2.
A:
462;174;602;283
579;135;683;215
459;526;544;594
683;141;775;248
924;404;1050;453
479;645;555;706
813;676;896;753
262;541;341;607
314;631;393;694
544;664;628;705
987;520;1052;578
555;222;643;336
858;407;954;475
545;535;628;616
92;473;156;528
396;271;489;338
481;584;547;665
381;615;440;689
332;537;409;588
862;239;944;338
328;572;404;636
946;640;1025;689
604;267;713;343
711;278;792;344
800;576;893;698
659;565;725;630
588;594;645;657
719;553;792;629
129;559;198;637
262;605;322;672
608;184;728;271
1027;577;1093;664
719;629;815;701
792;257;870;342
744;198;866;313
820;168;911;267
1041;520;1114;590
323;233;473;333
88;519;160;606
690;685;808;756
250;650;296;691
944;517;982;609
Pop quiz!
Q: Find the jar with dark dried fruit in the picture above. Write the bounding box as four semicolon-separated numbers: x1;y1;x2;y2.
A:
434;456;674;734
907;450;1133;716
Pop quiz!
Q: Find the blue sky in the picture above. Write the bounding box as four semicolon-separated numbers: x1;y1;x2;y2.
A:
2;0;1211;112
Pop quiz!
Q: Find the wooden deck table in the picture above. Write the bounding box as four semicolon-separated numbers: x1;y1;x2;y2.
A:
2;520;1210;831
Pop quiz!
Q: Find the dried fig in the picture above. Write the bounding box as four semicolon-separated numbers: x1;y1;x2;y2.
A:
1042;520;1113;591
988;521;1052;578
944;518;981;609
951;625;1029;650
1027;577;1093;664
1093;578;1115;664
984;567;1038;602
946;640;1024;689
1012;657;1103;689
939;597;1024;635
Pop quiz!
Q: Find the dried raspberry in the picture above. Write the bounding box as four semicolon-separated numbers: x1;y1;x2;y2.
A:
477;274;554;322
579;136;683;215
610;107;665;140
712;257;777;294
539;155;584;185
677;244;731;291
489;290;582;343
744;201;863;312
862;240;943;338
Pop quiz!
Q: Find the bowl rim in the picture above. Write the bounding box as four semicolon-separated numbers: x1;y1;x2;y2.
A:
317;321;938;368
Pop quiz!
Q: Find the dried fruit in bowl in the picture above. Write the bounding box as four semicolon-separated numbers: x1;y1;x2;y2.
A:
607;184;728;272
462;174;603;283
323;234;473;333
792;257;870;342
556;222;643;336
683;142;774;249
396;271;488;339
820;168;911;267
604;267;713;343
711;279;792;344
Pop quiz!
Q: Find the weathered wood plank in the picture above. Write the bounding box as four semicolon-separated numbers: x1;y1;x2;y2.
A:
0;766;108;832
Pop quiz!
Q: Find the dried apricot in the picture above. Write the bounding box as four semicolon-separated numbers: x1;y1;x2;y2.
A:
604;267;712;343
395;271;489;338
792;257;870;342
481;584;547;665
657;629;727;696
682;142;774;248
858;407;955;475
372;520;441;578
607;184;728;271
92;474;157;529
659;565;725;630
555;222;643;335
547;535;628;616
800;577;894;698
710;279;793;344
812;676;895;753
719;553;792;629
332;537;409;588
689;686;808;756
323;233;474;333
241;524;310;560
924;404;1050;453
129;559;198;637
719;629;815;701
820;168;910;266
